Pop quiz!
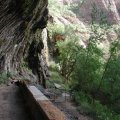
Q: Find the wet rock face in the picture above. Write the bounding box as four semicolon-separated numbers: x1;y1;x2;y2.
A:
0;0;49;87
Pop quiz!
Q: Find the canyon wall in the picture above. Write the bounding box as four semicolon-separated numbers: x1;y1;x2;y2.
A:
0;0;49;87
62;0;120;24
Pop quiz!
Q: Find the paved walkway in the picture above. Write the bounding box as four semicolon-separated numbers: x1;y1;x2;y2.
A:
0;84;32;120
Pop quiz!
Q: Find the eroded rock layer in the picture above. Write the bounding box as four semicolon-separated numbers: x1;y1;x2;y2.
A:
0;0;49;88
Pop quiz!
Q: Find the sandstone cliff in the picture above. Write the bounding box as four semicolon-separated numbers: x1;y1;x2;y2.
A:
0;0;49;87
60;0;120;24
79;0;120;24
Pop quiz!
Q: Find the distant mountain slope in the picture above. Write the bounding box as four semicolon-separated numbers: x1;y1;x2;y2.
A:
78;0;120;24
59;0;120;24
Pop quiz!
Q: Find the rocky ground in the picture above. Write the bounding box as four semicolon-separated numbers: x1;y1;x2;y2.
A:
53;97;92;120
45;88;92;120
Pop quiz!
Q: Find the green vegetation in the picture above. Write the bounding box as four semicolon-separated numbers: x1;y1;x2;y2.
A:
48;23;65;38
48;1;120;119
74;91;120;120
48;23;120;120
47;61;65;88
0;72;11;84
48;0;75;17
55;24;120;120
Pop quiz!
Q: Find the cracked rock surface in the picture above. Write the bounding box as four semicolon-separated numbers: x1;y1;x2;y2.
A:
0;0;49;87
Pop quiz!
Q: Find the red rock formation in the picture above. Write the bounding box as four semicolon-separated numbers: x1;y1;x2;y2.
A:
54;34;65;42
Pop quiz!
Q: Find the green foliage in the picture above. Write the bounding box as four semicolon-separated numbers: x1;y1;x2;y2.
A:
74;91;120;120
91;3;109;25
48;23;85;39
0;72;10;84
94;100;120;120
48;23;65;38
48;0;75;17
101;40;120;113
49;71;64;85
56;23;120;118
21;60;29;68
48;0;120;119
47;61;65;88
48;0;61;16
57;23;105;89
57;37;81;80
70;0;86;14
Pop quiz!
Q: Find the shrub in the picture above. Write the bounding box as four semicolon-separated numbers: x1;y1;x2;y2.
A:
48;23;65;38
74;91;120;120
56;22;120;119
0;72;9;84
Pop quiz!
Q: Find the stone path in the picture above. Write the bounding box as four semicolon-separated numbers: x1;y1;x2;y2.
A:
47;88;92;120
0;84;32;120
